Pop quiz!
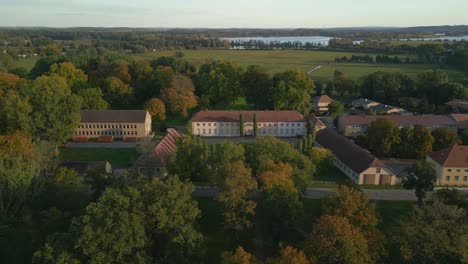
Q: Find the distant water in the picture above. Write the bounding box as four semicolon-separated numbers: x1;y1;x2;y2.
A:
221;36;333;46
400;35;468;41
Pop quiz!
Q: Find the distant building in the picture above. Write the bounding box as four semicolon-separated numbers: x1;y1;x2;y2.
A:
351;98;380;109
312;95;334;113
315;128;398;185
446;99;468;113
306;113;326;131
190;110;306;137
426;144;468;186
369;104;404;115
134;129;183;178
74;110;152;140
338;115;457;137
59;161;112;176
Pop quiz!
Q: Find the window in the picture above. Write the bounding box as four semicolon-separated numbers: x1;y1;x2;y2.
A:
447;169;452;172
455;176;459;181
464;176;468;181
376;168;381;173
208;123;211;127
203;129;206;134
456;169;461;172
465;169;468;172
446;176;451;181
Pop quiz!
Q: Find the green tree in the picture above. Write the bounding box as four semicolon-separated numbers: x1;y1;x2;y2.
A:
403;161;437;207
77;87;109;110
434;188;468;209
394;200;468;263
253;113;258;136
222;246;258;264
242;65;273;109
367;118;400;157
305;215;371;264
239;113;244;136
102;76;134;108
268;246;311;264
0;89;32;135
167;136;208;182
432;128;461;151
47;62;88;92
272;70;315;115
328;101;344;118
306;121;316;146
410;125;434;159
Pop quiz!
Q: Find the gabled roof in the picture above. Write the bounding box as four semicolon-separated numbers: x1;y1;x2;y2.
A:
134;129;184;168
316;128;386;174
446;99;468;110
80;110;149;123
306;113;325;127
340;115;456;126
428;144;468;168
190;110;305;123
313;95;334;104
450;114;468;129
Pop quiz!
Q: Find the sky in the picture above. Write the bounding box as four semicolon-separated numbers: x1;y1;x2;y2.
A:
0;0;467;28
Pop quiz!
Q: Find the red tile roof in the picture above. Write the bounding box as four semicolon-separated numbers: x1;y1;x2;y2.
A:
340;115;456;126
428;144;468;168
316;128;386;174
306;114;326;127
313;95;334;104
134;129;184;168
450;114;468;129
190;110;305;123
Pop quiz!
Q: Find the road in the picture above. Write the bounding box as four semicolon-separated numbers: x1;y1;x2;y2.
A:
194;186;468;200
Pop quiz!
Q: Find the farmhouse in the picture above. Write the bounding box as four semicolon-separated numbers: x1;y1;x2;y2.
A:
338;114;457;137
74;110;152;140
190;110;307;137
312;95;334;113
426;144;468;186
315;128;398;185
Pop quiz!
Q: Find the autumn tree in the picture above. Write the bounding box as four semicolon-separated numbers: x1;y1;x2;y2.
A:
102;76;134;108
161;74;198;117
145;98;166;121
432;127;461;151
403;161;437;207
367;118;400;157
77;88;109;110
222;246;258;264
305;215;371;264
0;72;26;91
410;125;435;159
267;246;311;264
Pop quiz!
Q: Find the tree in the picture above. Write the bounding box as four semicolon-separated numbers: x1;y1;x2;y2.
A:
222;246;258;264
434;188;468;209
367;118;400;157
22;75;82;142
253;114;258;136
432;128;461;151
77;88;109;110
0;72;26;91
216;162;257;234
394;200;468;263
0;89;32;135
242;65;273;109
161;75;197;117
305;147;334;175
271;70;315;115
144;98;166;121
410;125;434;159
47;62;88;92
268;246;311;264
403;161;437;207
167;136;208;182
102;76;134;108
306;121;316;145
305;215;371;264
328;101;344;118
321;186;387;262
0;131;40;217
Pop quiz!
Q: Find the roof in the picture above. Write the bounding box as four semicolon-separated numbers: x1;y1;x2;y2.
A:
316;128;386;174
428;144;468;167
446;99;468;110
306;114;325;127
313;95;334;104
80;110;149;123
190;110;305;123
450;114;468;129
369;104;394;111
352;98;375;105
59;161;110;174
340;115;456;126
134;129;184;168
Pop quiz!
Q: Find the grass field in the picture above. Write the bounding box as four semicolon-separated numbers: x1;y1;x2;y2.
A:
14;57;38;72
58;147;140;168
132;49;465;81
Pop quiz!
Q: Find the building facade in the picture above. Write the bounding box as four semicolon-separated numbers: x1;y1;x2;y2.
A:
312;95;334;113
190;110;307;137
315;128;398;185
75;110;152;139
426;144;468;186
338;114;458;137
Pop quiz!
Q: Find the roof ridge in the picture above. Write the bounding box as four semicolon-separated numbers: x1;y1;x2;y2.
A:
442;143;458;167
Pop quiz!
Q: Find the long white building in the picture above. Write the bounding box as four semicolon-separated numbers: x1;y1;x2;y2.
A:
190;110;307;137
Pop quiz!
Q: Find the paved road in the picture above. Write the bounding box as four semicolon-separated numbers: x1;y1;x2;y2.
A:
194;186;468;200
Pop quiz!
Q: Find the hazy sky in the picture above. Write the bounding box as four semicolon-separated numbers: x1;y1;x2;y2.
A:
1;0;467;28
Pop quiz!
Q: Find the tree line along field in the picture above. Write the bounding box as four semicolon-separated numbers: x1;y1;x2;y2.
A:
131;49;466;81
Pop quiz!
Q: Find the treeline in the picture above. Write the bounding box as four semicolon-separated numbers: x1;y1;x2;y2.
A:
334;55;412;64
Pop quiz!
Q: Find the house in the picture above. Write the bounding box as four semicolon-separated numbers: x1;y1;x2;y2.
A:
312;95;334;113
59;161;112;176
369;104;404;114
134;129;183;178
426;144;468;186
190;110;306;137
446;99;468;113
74;110;152;140
338;114;457;137
351;98;380;109
306;114;326;131
315;128;398;185
450;114;468;132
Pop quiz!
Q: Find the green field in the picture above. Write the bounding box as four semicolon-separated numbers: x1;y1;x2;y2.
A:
14;57;38;71
58;147;140;168
132;49;465;81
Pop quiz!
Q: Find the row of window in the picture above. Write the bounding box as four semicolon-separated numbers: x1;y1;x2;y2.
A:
445;176;468;182
78;124;138;129
76;131;138;136
447;169;468;173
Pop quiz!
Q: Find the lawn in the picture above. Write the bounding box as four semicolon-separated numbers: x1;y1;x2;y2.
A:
131;49;465;82
15;57;39;72
58;147;140;168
